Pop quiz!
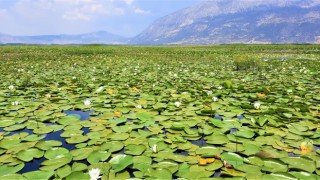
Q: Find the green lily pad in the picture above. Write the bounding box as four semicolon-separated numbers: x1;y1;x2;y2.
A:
153;161;179;173
87;150;111;164
289;171;318;180
36;140;62;150
280;157;316;173
263;172;297;180
44;147;71;160
125;144;146;155
109;155;133;173
17;148;44;162
70;148;93;160
262;159;288;173
57;165;72;178
195;146;222;157
133;156;152;173
66;171;90;180
0;164;24;177
221;152;244;166
23;170;54;180
71;162;88;172
100;141;124;152
0;174;26;180
65;135;89;144
0;120;16;127
107;133;129;141
58;115;81;125
145;168;172;180
40;157;72;171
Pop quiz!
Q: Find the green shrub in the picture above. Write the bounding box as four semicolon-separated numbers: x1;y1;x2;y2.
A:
233;55;262;71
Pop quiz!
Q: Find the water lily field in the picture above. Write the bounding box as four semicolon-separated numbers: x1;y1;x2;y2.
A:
0;45;320;179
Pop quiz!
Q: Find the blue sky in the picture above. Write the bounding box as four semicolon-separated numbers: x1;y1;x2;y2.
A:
0;0;202;37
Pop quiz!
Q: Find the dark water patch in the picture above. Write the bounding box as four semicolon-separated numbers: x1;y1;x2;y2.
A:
4;128;33;136
126;119;133;123
74;159;90;166
6;92;10;96
213;171;221;177
64;110;94;120
288;152;300;157
237;115;244;120
117;148;125;155
213;115;222;120
314;145;320;152
175;150;189;156
0;128;4;132
42;130;76;150
230;128;238;133
191;137;206;146
18;157;45;173
82;127;90;135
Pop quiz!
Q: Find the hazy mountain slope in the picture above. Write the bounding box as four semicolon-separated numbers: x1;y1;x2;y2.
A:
0;31;126;44
132;0;320;44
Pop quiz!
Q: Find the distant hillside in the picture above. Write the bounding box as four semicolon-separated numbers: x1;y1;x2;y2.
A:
0;31;126;44
132;0;320;44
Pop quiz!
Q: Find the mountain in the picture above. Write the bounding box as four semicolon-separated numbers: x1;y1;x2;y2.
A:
132;0;320;44
0;31;126;44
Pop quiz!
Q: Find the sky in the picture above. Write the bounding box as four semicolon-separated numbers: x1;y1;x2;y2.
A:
0;0;202;37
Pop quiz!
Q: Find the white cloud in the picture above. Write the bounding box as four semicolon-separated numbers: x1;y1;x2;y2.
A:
0;0;151;36
123;0;134;5
134;7;150;14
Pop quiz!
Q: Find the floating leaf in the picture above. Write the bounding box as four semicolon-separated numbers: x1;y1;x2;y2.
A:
17;148;44;162
221;152;244;167
57;165;72;178
125;144;146;155
109;155;133;173
0;164;24;177
23;171;54;180
280;157;316;173
87;150;111;164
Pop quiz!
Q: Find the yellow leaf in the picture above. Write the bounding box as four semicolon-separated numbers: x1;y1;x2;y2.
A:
300;141;314;155
91;119;107;123
113;111;122;118
258;93;266;97
129;87;139;92
107;88;113;95
199;158;215;165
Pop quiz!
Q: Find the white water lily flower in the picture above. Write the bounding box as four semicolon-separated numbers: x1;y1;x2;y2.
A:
89;168;101;180
174;101;181;107
151;144;157;153
72;76;76;80
254;102;261;110
207;91;213;96
217;85;223;90
11;101;19;106
213;97;218;102
136;104;142;109
46;94;51;98
96;86;104;92
8;85;14;90
84;99;91;106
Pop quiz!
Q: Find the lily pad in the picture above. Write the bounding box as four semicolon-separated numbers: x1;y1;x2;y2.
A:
109;155;133;173
125;144;146;155
87;150;111;164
